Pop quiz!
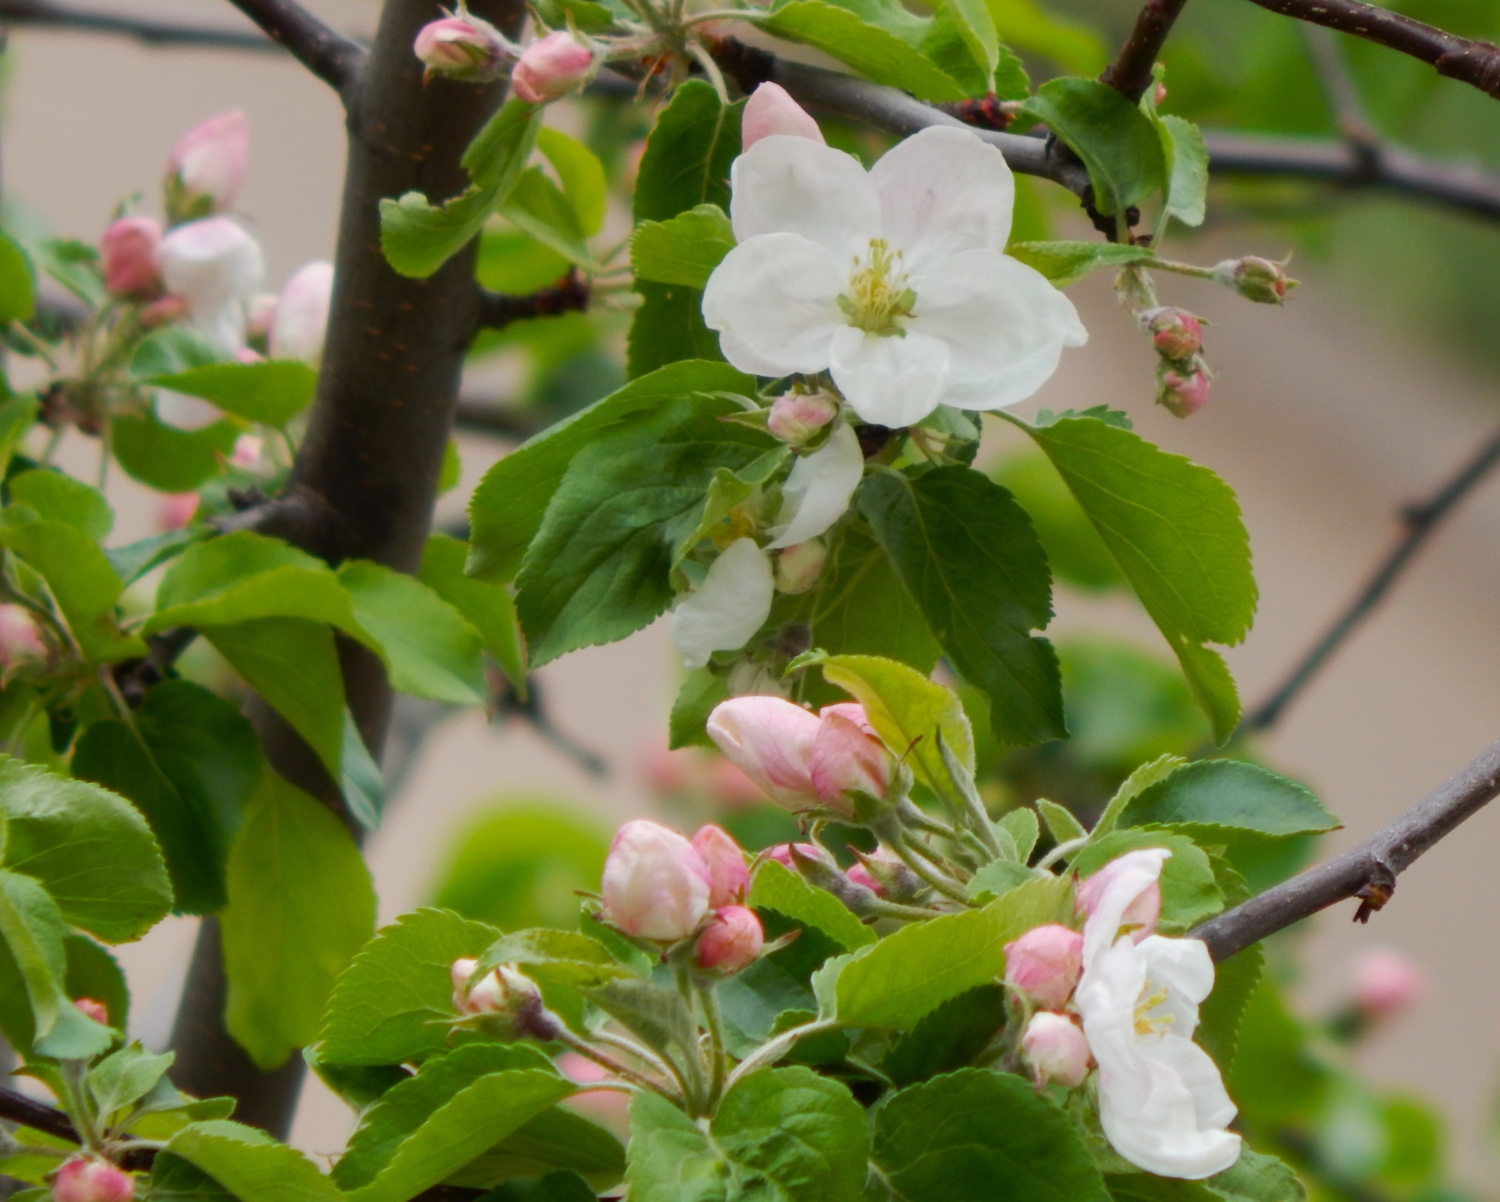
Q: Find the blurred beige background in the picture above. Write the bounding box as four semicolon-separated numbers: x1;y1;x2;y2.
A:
7;0;1500;1185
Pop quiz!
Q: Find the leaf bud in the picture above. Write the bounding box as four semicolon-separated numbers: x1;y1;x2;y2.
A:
0;604;49;674
1004;923;1084;1009
1213;255;1295;305
52;1157;133;1202
1156;361;1210;418
809;702;894;816
775;540;827;595
767;393;838;446
1020;1011;1091;1089
707;695;821;810
100;217;162;298
691;824;749;908
413;12;515;82
509;31;595;105
695;904;765;973
1353;948;1427;1021
601;819;712;941
1143;307;1202;361
165;110;248;223
741;82;826;150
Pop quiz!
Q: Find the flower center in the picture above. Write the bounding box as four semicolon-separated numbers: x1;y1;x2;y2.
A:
1133;984;1175;1038
837;238;915;337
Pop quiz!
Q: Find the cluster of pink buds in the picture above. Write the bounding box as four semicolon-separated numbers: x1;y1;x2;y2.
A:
598;820;765;973
1141;306;1211;418
164;110;248;225
412;11;593;104
52;1157;133;1202
1213;255;1295;305
705;695;897;819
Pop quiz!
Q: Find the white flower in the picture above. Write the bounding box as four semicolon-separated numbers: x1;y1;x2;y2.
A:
1074;848;1242;1180
702;127;1087;428
671;537;774;669
768;421;863;549
271;260;335;367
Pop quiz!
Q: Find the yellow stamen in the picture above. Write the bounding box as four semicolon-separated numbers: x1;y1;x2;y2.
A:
838;238;916;337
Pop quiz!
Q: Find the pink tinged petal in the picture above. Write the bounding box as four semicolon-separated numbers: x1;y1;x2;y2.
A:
691;824;750;907
729;136;879;260
742;83;825;149
1080;848;1171;966
869;126;1015;272
809;705;893;807
270;261;334;367
829;325;949;427
768;422;864;549
705;695;821;809
601;820;712;941
703;234;845;377
906;250;1086;412
1004;923;1085;1009
169;110;249;213
695;904;765;972
155;216;265;353
671;538;774;669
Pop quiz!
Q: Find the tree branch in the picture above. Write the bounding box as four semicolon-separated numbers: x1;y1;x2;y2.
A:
1099;0;1191;101
1192;736;1500;961
1241;421;1500;735
0;0;283;51
474;272;590;335
220;0;365;94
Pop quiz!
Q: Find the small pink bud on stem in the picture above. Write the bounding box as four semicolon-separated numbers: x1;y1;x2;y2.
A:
742;83;826;149
707;696;821;810
165;111;249;223
601;820;711;941
100;217;162;298
691;824;749;907
809;702;894;814
695;904;765;972
510;31;594;104
0;604;48;673
1353;948;1427;1021
73;997;111;1026
1143;307;1203;361
414;13;515;82
1213;255;1295;304
1156;361;1210;418
1004;924;1084;1009
767;393;837;446
775;540;827;595
53;1157;134;1202
1020;1011;1092;1089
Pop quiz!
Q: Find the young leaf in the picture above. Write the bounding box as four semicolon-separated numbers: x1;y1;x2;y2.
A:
112;412;239;494
1195;941;1265;1073
630;204;736;290
143;361;318;427
9;470;113;541
1158;115;1209;229
220;772;376;1070
1005;240;1154;287
1037;797;1087;845
0;230;36;324
340;712;384;832
418;534;527;693
997;807;1040;862
537;127;608;237
1117;760;1339;839
628;282;727;378
1090;753;1187;843
89;1044;175;1122
449;1117;623;1193
130;324;229;376
1010;413;1256;743
860;465;1065;746
500;167;594;268
749;859;876;952
624;1091;721;1202
1019;78;1165;216
163;1120;343;1202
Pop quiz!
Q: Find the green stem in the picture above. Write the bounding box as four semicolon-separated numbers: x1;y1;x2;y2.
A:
550;1027;682;1105
724;1019;842;1091
57;1061;102;1154
697;978;727;1110
885;829;970;904
672;959;711;1115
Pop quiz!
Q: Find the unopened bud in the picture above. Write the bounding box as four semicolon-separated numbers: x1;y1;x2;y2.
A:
1153;80;1167;106
1214;255;1295;305
0;604;48;673
1353;948;1427;1021
1020;1011;1091;1089
602;820;711;941
707;696;821;810
73;997;110;1026
846;848;921;900
1156;361;1210;418
1077;848;1168;944
695;905;764;973
809;702;894;815
510;31;594;104
1004;923;1084;1009
166;110;249;223
1144;307;1202;361
450;957;502;1014
767;393;838;446
270;261;334;367
139;295;188;329
775;540;826;595
100;217;162;298
691;824;749;908
414;12;514;81
767;842;834;872
52;1157;133;1202
157;492;199;533
742;82;825;150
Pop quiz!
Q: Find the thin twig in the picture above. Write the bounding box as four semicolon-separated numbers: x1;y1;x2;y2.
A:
453;397;549;440
1302;25;1379;150
0;0;282;50
473;273;591;336
1242;421;1500;734
220;0;365;94
1100;0;1192;101
1191;736;1500;961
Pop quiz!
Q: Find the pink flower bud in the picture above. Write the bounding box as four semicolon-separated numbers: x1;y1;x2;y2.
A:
1157;363;1210;418
414;13;514;81
1020;1011;1091;1089
809;702;893;813
139;295;188;329
270;261;334;367
706;696;821;810
1077;848;1167;945
706;757;764;807
1004;923;1084;1009
450;957;505;1014
846;861;882;894
1214;255;1295;304
1353;948;1427;1021
1153;81;1168;106
510;31;594;105
692;824;749;908
52;1157;133;1202
602;820;712;941
0;604;48;672
231;435;263;470
767;393;838;446
1145;307;1202;361
73;997;110;1025
157;493;199;532
775;540;827;595
167;110;249;220
695;904;764;973
247;293;278;346
100;217;162;298
741;83;826;150
767;842;832;871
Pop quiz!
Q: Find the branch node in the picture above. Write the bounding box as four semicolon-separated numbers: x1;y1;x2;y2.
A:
474;271;590;336
1352;859;1396;923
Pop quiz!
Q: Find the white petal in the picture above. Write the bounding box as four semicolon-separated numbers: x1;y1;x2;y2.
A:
156;217;264;352
907;250;1087;412
730;136;879;261
155;390;222;431
829;326;948;427
671;538;774;670
1082;849;1171;967
703;234;844;377
1139;936;1216;1012
1151;1034;1240;1133
768;422;864;549
870;127;1014;273
1097;1041;1242;1179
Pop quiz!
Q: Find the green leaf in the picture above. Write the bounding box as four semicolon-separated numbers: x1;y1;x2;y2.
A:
0;757;171;941
131;325;232;377
1037;797;1087;845
318;907;500;1066
624;1091;725;1202
221;772;376;1070
1019;78;1165;216
631;204;736;289
9;470;113;540
163;1120;343;1202
669;668;729;750
813;653;975;797
537;127;608;237
476;927;633;990
381;99;542;278
89;1043;175;1122
1005;240;1154;287
514;395;779;666
0;230;36;323
861;465;1064;746
628;282;726;378
757;1;967;100
1012;414;1256;743
1072;829;1223;932
1118;760;1339;839
337;560;486;705
881;983;1007;1086
984;0;1106;73
64;934;130;1031
145;361;317;428
749;859;876;951
112;412;239;493
998;807;1040;862
1158;115;1209;229
673;450;787;566
0;395;39;480
966;860;1034;902
1195;942;1264;1074
1226;979;1326;1126
500;167;594;268
72;681;260;915
1091;754;1187;843
586;977;699;1063
467;359;755;583
713;1066;869;1202
448;1111;624;1191
340;711;385;832
420;535;526;694
873;1068;1111;1202
1208;1149;1306;1202
105;528;208;586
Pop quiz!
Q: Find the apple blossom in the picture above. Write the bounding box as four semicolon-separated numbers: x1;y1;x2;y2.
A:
767;422;864;549
703;126;1086;427
166;110;248;221
1077;847;1168;957
776;540;827;595
100;216;161;297
1020;1011;1091;1089
601;819;711;941
157;492;199;532
695;904;765;972
742;83;826;150
52;1157;133;1202
767;392;838;446
510;31;594;104
671;537;774;669
691;824;749;907
270;261;334;367
1352;947;1427;1020
707;695;821;809
414;12;514;82
1004;923;1084;1009
809;701;893;811
0;604;48;672
155;216;264;354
